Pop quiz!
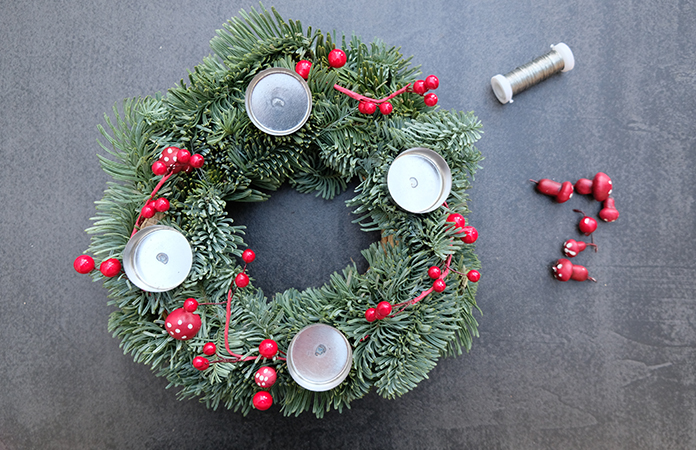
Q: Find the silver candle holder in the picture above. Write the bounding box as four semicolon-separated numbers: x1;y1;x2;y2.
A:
122;225;193;292
286;324;352;392
245;67;313;136
387;147;452;214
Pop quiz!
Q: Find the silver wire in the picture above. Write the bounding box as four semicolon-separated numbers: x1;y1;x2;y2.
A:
505;48;566;96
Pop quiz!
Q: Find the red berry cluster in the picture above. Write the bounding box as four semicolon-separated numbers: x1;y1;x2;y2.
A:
426;261;480;294
294;48;346;81
446;213;478;244
73;254;122;278
364;301;393;322
532;172;619;282
363;210;480;322
234;249;256;288
411;75;440;107
140;197;170;219
188;249;280;411
151;146;204;176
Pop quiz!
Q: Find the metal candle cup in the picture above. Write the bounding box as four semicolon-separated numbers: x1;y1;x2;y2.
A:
122;225;193;292
387;147;452;213
245;67;312;136
286;324;352;392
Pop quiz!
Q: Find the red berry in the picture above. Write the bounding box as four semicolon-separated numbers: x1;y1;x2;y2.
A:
365;308;377;322
189;154;205;169
376;301;392;318
141;204;155;219
295;60;312;79
461;226;478;244
153;198;170;212
183;298;198;313
235;272;249;288
433;279;446;293
428;266;441;279
253;391;273;411
176;149;191;165
467;270;480;282
413;80;427;95
358;101;376;114
255;366;277;388
99;258;121;277
328;49;347;68
242;249;256;264
259;339;278;359
192;356;210;370
73;255;95;274
152;160;168;176
379;102;393;115
203;342;217;356
424;75;439;90
446;213;466;231
424;93;438;107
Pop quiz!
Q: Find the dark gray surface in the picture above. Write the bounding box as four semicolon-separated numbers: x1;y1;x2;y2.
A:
2;1;695;449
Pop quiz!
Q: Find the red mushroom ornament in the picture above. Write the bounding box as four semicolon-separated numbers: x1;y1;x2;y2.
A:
552;258;596;282
255;366;277;388
531;179;574;203
165;306;202;341
574;209;597;236
563;239;597;257
574;172;613;202
599;197;619;223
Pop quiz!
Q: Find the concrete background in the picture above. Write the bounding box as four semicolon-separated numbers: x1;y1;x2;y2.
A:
2;1;695;448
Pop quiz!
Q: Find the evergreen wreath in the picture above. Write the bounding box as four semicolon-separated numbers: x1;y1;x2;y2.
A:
82;5;483;417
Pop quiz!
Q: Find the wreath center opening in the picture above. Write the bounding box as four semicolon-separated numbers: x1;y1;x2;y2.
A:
226;181;381;296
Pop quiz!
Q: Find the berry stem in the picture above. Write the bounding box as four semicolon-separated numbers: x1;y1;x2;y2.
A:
222;266;286;363
390;254;453;316
333;83;412;104
130;170;175;237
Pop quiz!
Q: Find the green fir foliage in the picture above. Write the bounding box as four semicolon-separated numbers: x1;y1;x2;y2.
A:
86;4;483;417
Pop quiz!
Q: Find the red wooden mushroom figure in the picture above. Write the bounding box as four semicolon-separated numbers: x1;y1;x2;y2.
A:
599;197;620;222
574;172;613;202
552;258;596;282
164;298;202;341
563;239;597;257
530;179;574;203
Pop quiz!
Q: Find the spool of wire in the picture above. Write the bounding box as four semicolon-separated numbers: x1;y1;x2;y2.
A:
491;43;574;104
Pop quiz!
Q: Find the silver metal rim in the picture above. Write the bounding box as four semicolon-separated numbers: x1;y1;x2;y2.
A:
286;324;353;392
244;67;313;136
122;225;193;292
387;147;452;213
